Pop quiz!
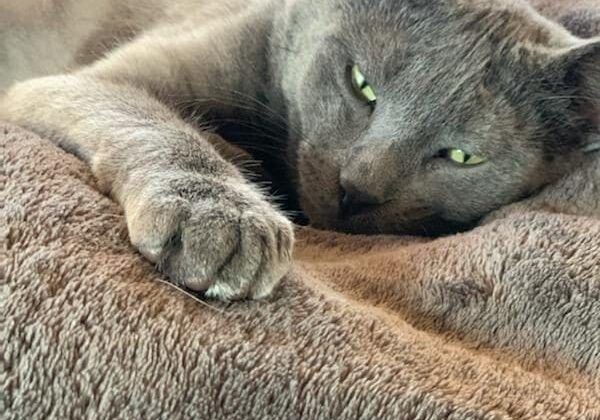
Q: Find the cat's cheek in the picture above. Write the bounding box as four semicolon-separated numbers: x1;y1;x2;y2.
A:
423;159;448;173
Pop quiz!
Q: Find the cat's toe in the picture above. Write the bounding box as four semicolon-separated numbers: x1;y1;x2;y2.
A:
202;208;294;300
183;203;294;301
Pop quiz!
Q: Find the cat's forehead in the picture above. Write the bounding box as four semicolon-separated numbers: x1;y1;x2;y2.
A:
326;2;555;135
336;0;576;58
329;0;578;99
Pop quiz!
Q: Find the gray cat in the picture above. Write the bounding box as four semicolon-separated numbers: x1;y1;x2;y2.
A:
1;0;599;300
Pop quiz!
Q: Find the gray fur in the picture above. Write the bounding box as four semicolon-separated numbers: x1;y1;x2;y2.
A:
1;0;599;299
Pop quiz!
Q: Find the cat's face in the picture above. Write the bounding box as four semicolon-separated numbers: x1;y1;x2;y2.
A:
276;0;599;235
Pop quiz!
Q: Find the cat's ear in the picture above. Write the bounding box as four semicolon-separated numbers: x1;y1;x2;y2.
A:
546;37;600;90
544;37;600;153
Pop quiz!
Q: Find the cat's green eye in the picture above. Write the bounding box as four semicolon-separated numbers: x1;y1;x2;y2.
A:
350;65;377;106
445;148;487;166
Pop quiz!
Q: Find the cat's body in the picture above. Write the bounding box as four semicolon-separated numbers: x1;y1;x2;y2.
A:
2;0;599;300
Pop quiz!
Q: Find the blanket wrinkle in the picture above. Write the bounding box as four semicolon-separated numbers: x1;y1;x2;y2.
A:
3;123;600;418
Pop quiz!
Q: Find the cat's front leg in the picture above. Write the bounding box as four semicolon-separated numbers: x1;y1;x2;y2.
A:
1;75;293;300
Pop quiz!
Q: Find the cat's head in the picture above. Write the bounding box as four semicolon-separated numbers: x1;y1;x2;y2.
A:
274;0;600;235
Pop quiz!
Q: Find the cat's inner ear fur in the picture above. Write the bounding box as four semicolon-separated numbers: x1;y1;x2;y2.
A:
547;38;600;153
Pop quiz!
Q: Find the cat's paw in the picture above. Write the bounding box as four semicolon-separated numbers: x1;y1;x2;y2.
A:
124;173;294;301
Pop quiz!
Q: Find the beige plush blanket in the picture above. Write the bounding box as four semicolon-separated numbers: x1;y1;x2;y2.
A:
3;5;600;417
3;108;600;420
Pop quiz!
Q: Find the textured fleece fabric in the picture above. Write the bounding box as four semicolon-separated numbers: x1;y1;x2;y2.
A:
3;5;600;416
2;111;600;420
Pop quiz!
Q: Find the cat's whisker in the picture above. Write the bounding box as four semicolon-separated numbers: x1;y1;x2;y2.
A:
154;279;228;314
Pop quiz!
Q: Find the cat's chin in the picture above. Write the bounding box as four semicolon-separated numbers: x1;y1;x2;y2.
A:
308;213;478;238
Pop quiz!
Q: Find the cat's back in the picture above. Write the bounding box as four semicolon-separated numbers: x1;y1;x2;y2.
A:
0;0;268;92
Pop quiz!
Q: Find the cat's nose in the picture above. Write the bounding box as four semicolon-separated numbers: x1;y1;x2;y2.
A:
339;179;385;218
338;141;400;218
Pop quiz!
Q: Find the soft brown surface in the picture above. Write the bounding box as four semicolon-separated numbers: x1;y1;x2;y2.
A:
2;104;600;420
